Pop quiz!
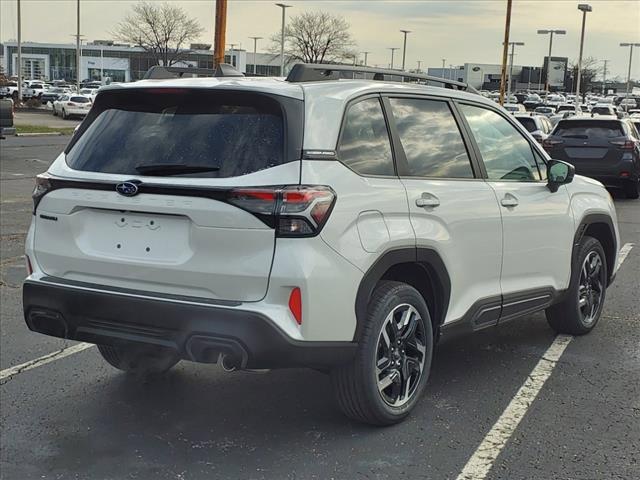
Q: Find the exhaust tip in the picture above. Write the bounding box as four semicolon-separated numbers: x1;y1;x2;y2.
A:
220;353;241;372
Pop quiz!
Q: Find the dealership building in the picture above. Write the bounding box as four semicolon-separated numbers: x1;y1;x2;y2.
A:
1;41;294;82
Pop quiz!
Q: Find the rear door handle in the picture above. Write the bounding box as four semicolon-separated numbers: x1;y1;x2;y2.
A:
416;194;440;208
500;193;519;207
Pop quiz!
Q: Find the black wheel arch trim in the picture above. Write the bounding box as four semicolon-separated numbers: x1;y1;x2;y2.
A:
354;247;451;341
573;213;617;286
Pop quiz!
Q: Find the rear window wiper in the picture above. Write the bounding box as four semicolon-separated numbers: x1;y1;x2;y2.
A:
560;134;589;139
134;163;221;176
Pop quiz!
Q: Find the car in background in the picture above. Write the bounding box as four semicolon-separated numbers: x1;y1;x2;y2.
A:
618;97;640;111
79;88;99;101
557;104;583;115
514;113;553;143
503;103;526;114
628;117;640;137
523;94;543;111
534;106;556;117
0;98;16;138
591;104;618;116
546;94;566;108
543;117;640;198
52;94;92;119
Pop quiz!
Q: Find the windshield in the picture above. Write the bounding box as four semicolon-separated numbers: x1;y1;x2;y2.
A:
554;120;624;138
66;89;288;178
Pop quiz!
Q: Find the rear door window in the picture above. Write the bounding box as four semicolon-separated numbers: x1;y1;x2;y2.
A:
338;97;395;176
516;117;537;133
554;121;624;138
66;89;294;178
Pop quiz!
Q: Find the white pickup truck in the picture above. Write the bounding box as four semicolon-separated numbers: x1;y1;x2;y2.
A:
0;81;45;101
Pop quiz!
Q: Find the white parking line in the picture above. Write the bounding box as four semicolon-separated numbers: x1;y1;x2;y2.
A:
0;343;94;381
456;243;635;480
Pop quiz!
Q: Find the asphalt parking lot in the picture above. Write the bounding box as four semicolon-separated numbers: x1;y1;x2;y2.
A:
0;136;638;480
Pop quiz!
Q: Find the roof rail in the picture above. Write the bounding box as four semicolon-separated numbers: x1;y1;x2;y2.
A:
285;63;477;93
143;63;244;80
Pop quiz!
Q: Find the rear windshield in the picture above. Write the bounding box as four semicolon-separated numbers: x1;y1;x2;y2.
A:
591;107;614;115
70;96;91;103
515;117;537;132
554;120;624;138
66;89;290;178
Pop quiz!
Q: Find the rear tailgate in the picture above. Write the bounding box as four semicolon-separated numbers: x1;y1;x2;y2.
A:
33;87;303;302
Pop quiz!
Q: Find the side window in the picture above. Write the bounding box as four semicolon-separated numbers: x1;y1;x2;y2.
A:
533;149;548;180
389;98;474;178
338;97;395;176
460;104;542;181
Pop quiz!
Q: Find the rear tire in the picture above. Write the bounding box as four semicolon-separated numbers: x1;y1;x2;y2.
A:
546;236;607;335
330;281;434;426
98;343;179;375
624;180;639;199
52;107;57;116
61;108;67;120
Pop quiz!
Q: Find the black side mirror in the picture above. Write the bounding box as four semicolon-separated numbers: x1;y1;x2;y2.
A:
547;159;575;193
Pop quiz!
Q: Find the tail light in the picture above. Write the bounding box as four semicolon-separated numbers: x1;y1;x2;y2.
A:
32;174;53;213
228;185;336;237
609;139;635;150
288;287;302;325
25;255;33;276
67;102;77;107
542;138;564;150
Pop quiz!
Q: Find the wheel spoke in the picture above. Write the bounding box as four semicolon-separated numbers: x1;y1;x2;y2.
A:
378;372;396;391
381;326;391;349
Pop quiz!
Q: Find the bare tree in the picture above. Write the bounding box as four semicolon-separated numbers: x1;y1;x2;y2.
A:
568;56;604;94
271;11;356;64
113;2;204;66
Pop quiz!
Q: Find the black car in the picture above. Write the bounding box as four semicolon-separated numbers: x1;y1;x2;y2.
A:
543;117;640;199
40;87;67;104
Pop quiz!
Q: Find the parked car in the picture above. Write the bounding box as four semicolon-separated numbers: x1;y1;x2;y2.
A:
503;103;526;113
0;98;16;137
23;63;621;426
52;95;92;119
534;106;556;117
79;88;99;101
591;104;618;116
514;113;553;143
546;94;566;108
523;94;543;111
544;117;640;198
40;87;67;104
557;104;583;115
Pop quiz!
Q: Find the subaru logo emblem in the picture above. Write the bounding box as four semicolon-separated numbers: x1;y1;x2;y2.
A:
116;182;139;197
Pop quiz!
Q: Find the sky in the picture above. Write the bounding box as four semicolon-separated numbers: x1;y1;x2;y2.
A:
1;0;639;79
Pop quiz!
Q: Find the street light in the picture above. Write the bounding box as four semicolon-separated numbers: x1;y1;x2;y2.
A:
400;29;411;71
361;51;370;67
506;41;524;102
537;29;566;98
249;36;262;75
275;3;291;76
574;4;592;110
620;43;640;110
388;47;399;69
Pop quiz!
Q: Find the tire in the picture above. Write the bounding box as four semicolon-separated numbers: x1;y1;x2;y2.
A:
546;236;608;335
52;106;57;116
624;180;639;199
61;109;67;120
330;281;434;426
98;343;179;375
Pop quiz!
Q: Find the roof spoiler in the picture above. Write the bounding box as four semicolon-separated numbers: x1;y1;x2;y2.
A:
285;63;477;93
143;63;244;80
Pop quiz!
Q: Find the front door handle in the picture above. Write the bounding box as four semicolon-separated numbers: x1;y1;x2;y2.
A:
416;194;440;208
500;193;519;207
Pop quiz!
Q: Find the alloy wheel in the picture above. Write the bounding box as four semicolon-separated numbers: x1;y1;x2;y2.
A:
578;251;605;326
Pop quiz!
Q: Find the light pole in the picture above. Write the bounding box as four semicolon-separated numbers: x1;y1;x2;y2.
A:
362;51;370;67
388;47;399;69
574;4;592;110
537;29;566;98
449;64;454;80
620;43;640;110
400;29;411;71
275;3;291;76
417;60;422;72
507;41;524;102
17;0;21;103
249;36;262;75
602;59;608;95
441;58;446;78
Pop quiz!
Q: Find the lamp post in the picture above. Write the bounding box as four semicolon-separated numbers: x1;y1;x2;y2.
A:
602;59;608;95
362;51;370;67
417;60;422;72
620;43;640;111
537;29;566;99
574;4;592;110
249;36;262;75
400;29;411;71
388;47;399;69
441;58;446;78
506;41;524;102
275;3;291;76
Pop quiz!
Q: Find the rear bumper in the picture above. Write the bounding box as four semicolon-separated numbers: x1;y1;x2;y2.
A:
579;174;638;189
23;279;357;369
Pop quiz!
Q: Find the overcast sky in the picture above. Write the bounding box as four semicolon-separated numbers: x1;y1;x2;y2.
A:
1;0;638;78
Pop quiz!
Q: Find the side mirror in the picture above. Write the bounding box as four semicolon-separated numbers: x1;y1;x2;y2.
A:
547;159;575;193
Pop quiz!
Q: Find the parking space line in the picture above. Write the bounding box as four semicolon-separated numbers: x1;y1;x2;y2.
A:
456;243;635;480
0;343;94;381
455;334;573;480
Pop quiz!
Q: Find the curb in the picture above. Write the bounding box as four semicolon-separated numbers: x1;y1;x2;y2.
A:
16;132;66;137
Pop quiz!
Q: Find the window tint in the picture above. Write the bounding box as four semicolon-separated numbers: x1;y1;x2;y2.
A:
66;90;287;178
70;96;91;103
338;97;394;176
460;104;541;181
389;98;474;178
554;120;624;138
515;117;537;133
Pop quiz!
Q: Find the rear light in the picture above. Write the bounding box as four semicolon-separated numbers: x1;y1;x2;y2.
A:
228;185;336;237
25;255;33;276
32;174;53;213
620;171;630;178
609;139;635;150
67;102;76;106
542;138;563;150
288;287;302;325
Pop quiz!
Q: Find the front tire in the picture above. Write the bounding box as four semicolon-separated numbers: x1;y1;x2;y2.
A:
98;343;179;375
331;281;434;425
546;236;607;335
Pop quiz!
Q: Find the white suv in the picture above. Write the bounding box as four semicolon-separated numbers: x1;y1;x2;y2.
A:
23;64;620;425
